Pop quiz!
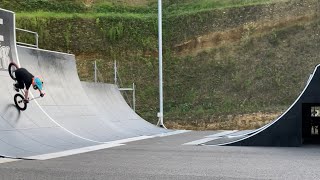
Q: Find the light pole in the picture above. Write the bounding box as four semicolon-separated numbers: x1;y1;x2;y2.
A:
157;0;166;128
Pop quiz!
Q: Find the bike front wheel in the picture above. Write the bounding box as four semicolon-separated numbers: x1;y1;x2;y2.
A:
14;94;27;111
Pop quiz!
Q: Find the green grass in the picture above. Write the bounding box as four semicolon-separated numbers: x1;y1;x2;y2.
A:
6;0;288;17
16;11;156;19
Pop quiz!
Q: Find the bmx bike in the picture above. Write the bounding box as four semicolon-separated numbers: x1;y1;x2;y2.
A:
8;62;41;111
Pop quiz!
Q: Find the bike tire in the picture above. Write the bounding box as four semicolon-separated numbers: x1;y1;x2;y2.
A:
8;62;19;80
14;94;27;111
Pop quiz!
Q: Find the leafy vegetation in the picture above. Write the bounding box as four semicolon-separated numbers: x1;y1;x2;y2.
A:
0;0;86;13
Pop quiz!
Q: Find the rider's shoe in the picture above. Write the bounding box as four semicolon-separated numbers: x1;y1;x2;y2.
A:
13;83;19;92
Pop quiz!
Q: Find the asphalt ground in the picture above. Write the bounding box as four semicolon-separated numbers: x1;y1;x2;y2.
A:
0;131;319;180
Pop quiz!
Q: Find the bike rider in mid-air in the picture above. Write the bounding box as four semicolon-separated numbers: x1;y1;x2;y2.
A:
13;67;45;103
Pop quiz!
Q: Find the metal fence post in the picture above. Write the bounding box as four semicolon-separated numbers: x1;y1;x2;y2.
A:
35;33;39;48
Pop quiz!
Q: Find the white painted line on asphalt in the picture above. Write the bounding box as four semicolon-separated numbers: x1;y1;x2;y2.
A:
25;134;185;160
27;143;124;160
11;132;190;161
0;18;3;25
0;158;19;164
205;130;238;138
154;130;191;137
0;35;3;42
109;130;191;144
107;131;191;144
107;136;154;144
183;137;219;145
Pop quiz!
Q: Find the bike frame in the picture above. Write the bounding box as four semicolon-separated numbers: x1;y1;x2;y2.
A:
17;89;41;103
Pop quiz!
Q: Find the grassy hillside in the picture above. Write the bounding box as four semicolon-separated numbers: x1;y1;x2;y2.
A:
1;0;319;129
0;0;288;14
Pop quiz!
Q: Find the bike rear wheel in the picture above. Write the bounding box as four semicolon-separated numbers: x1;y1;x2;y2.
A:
8;62;19;80
14;94;27;111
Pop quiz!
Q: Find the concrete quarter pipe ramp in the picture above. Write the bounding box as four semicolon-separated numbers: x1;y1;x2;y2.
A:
0;8;170;158
204;65;320;147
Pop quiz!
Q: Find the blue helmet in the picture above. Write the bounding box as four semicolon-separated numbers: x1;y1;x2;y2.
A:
33;77;43;90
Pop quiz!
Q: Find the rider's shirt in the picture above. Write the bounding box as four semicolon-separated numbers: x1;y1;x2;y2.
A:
15;68;34;90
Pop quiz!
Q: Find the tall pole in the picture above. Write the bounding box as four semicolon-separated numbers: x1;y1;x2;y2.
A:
133;83;136;112
94;60;97;83
157;0;165;128
114;60;117;85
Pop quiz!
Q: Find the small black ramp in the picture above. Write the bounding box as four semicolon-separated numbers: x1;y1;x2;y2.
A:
204;65;320;147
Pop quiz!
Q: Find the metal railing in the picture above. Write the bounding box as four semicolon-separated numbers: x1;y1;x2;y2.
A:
119;83;136;112
94;60;136;111
16;28;39;48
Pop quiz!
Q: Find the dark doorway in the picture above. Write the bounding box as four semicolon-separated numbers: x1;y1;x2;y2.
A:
302;103;320;144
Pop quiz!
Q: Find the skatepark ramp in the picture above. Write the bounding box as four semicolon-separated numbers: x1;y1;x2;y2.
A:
0;8;171;159
203;64;320;147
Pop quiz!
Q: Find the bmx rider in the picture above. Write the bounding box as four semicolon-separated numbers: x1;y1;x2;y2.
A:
13;67;45;103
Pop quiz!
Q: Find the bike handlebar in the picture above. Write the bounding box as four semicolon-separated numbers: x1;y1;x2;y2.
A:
29;96;41;101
